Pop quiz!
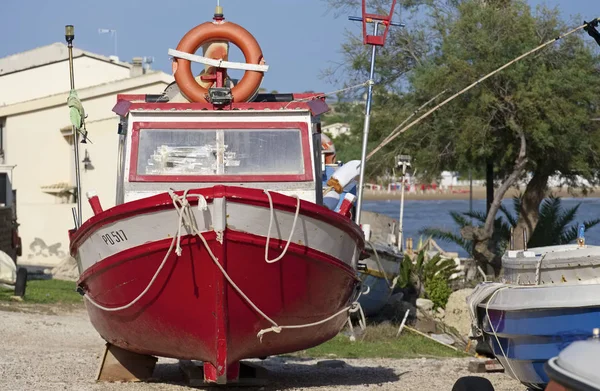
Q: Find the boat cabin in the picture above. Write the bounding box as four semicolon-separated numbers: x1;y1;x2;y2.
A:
111;93;330;206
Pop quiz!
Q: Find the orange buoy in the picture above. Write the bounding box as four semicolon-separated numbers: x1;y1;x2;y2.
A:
173;17;265;104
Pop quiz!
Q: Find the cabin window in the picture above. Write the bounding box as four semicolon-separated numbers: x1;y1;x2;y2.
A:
132;123;311;182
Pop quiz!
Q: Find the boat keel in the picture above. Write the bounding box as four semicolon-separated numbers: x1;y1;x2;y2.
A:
179;360;268;387
96;343;158;382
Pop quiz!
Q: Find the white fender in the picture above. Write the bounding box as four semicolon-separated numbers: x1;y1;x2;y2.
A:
0;250;16;286
327;160;361;193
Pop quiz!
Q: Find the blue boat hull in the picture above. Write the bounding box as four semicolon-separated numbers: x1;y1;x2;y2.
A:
358;273;393;317
480;306;600;390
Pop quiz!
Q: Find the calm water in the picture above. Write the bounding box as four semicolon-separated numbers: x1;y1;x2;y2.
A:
363;198;600;258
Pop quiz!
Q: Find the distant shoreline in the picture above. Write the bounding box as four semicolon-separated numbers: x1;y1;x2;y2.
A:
363;186;600;201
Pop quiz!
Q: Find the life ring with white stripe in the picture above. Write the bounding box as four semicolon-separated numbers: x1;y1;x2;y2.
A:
173;21;265;103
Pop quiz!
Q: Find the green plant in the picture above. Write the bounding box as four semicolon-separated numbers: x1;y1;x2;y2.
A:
395;249;459;298
425;274;452;310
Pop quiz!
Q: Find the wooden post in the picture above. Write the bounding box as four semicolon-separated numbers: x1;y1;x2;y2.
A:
96;343;157;382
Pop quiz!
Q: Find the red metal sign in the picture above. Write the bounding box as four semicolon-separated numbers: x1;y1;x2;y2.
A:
361;0;398;46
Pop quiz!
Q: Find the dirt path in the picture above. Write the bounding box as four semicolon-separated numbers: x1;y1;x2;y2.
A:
0;306;524;391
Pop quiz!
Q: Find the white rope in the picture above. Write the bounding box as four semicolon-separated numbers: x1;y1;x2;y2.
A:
477;265;488;282
263;190;301;264
535;253;547;285
365;241;395;290
168;48;270;72
172;191;366;343
343;285;370;342
84;190;365;342
484;287;520;381
283;81;370;109
297;81;371;101
82;189;205;312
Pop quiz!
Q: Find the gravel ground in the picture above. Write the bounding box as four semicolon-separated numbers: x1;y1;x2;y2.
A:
0;306;524;391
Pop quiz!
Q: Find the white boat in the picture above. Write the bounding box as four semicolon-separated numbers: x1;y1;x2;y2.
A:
469;229;600;390
545;329;600;390
502;244;600;285
359;241;402;316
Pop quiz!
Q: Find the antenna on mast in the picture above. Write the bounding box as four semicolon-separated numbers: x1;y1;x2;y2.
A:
98;28;118;58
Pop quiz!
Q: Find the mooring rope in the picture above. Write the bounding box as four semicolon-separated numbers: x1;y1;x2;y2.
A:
263;190;301;264
365;241;396;290
534;253;548;285
283;80;371;109
82;189;202;312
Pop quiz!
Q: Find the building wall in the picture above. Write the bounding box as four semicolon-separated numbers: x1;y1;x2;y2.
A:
6;81;169;266
0;57;130;106
322;123;351;139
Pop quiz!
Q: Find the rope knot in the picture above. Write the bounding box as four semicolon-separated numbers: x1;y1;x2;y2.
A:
257;326;282;342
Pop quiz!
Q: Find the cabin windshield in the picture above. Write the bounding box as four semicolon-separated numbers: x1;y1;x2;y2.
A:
132;123;310;181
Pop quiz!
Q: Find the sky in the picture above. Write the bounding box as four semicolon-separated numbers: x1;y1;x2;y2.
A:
0;0;598;94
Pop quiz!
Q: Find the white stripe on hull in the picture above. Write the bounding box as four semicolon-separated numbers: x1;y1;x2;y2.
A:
77;197;359;273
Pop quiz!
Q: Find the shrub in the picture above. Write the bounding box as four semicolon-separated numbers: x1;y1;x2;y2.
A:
395;249;459;299
425;273;452;310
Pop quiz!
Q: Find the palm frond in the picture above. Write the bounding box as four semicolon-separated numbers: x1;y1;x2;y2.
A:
449;211;473;228
561;218;600;243
555;203;580;231
397;256;413;289
512;194;523;218
529;196;563;247
461;210;488;224
499;203;518;228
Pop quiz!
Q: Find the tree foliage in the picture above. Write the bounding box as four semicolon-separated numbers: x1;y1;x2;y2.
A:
325;0;600;268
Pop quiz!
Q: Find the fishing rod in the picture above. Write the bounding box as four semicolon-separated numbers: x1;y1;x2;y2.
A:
366;17;600;162
377;89;447;147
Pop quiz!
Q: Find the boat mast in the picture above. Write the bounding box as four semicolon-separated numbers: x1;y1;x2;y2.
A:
350;0;403;225
65;25;83;228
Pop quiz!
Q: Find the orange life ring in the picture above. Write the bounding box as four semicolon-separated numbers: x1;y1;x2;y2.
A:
174;21;265;103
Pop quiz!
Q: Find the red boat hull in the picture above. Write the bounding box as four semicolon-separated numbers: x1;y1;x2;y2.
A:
72;186;363;383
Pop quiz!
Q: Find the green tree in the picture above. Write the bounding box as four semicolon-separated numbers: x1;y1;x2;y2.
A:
325;0;600;272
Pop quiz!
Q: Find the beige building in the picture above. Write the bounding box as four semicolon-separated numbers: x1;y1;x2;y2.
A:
322;122;351;139
0;43;173;267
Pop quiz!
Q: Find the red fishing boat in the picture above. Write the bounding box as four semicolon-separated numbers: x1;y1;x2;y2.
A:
68;4;365;385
